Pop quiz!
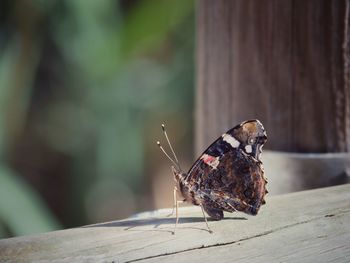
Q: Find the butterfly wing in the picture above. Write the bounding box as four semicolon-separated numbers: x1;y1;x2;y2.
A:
185;120;268;217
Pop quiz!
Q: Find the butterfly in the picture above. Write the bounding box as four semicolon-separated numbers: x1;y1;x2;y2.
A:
157;120;268;234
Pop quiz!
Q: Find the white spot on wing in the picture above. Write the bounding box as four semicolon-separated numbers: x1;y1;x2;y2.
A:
222;133;240;148
245;145;252;153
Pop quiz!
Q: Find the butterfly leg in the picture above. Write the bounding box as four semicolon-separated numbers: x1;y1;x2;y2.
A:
167;186;178;217
173;195;179;235
200;204;213;234
173;194;186;234
167;186;185;216
166;186;185;234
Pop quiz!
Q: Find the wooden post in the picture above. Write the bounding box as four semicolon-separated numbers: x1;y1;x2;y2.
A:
196;0;350;154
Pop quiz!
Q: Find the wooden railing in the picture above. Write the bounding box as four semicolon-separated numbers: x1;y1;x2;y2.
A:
1;184;349;262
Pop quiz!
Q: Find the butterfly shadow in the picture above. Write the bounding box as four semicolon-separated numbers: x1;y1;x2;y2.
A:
83;216;247;234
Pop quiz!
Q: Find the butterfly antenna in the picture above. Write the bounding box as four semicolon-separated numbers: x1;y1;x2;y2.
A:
162;124;179;164
157;141;181;170
161;123;182;170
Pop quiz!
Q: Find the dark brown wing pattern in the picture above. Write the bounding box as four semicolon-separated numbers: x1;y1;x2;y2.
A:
183;120;267;220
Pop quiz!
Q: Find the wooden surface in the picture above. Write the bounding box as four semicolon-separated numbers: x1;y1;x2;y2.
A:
262;151;350;194
0;184;349;263
196;0;350;154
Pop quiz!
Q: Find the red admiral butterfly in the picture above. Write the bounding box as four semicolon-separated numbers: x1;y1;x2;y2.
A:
157;120;268;234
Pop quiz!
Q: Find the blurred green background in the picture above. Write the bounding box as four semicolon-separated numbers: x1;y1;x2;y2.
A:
0;0;194;238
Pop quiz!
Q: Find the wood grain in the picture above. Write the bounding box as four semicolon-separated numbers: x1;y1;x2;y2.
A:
0;184;349;262
196;0;350;154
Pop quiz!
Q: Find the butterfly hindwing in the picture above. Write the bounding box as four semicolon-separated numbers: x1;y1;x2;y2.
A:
200;150;266;215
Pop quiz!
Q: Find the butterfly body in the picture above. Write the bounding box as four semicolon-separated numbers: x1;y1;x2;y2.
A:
173;119;268;221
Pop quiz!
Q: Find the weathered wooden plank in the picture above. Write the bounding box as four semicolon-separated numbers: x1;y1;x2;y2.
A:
142;211;350;263
0;184;349;263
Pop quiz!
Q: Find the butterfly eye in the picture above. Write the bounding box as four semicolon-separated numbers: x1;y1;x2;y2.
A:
249;138;255;144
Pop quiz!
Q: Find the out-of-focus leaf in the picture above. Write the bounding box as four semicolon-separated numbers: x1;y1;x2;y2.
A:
0;38;40;153
0;41;18;154
120;0;194;59
54;0;122;80
0;166;61;237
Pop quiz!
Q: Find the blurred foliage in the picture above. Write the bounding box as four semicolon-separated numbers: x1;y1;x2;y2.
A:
0;0;194;238
0;166;60;237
